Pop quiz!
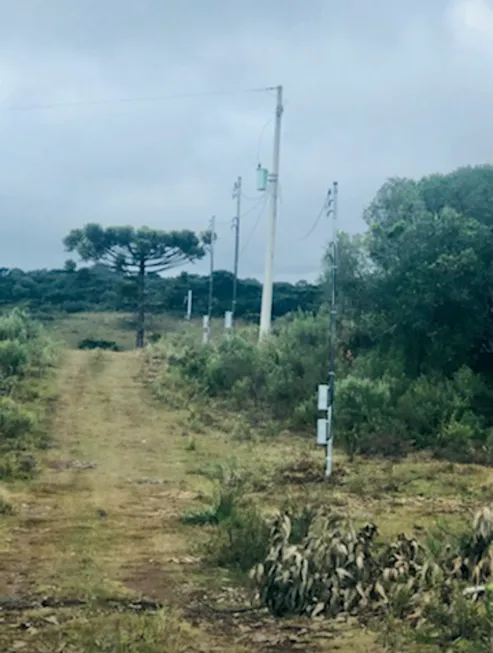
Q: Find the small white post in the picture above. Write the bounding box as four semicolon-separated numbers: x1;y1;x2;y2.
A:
186;290;192;321
224;311;233;331
202;315;210;344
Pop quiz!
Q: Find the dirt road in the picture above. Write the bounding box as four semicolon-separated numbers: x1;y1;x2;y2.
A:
0;350;256;652
0;349;380;652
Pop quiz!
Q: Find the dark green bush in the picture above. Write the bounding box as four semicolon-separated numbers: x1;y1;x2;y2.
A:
78;338;121;351
336;375;394;458
166;311;492;462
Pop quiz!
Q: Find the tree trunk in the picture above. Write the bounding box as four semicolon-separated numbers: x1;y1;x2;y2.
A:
136;259;145;348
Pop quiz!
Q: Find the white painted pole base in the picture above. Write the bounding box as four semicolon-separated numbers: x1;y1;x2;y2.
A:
325;437;333;478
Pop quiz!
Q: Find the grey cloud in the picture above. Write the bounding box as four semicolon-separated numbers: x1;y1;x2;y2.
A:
0;0;492;278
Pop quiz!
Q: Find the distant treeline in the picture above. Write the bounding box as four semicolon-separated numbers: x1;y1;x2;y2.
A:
0;265;323;320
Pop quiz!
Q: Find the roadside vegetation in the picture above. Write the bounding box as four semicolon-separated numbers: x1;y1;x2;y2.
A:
0;308;57;482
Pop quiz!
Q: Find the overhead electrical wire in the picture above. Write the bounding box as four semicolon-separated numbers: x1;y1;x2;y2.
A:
299;196;329;241
241;191;262;202
0;85;277;112
240;194;268;218
240;195;269;256
256;116;274;165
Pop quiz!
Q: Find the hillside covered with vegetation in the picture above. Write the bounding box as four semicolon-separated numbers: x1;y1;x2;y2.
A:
0;264;322;322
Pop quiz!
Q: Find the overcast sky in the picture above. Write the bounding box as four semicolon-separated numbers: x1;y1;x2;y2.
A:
0;0;492;282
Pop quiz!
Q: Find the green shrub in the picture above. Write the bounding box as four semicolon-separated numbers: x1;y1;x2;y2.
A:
405;589;493;653
0;308;38;342
0;451;37;480
163;308;491;462
436;417;476;462
334;366;491;461
230;414;254;442
169;312;329;428
0;397;35;440
394;368;491;456
0;309;55;379
0;338;30;378
0;309;55;479
182;460;270;571
182;483;238;526
204;336;259;396
78;338;121;351
336;375;394;458
207;505;270;572
182;461;245;526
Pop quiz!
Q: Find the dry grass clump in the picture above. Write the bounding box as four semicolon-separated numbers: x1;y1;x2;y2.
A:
250;504;493;623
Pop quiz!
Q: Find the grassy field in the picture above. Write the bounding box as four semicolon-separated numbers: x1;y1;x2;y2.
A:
44;311;219;350
0;313;491;652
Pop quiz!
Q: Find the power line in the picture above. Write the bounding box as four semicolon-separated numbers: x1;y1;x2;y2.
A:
256;117;274;164
0;85;278;113
299;194;331;241
241;191;262;202
255;98;290;167
213;196;265;229
241;195;267;218
240;195;268;256
202;195;265;235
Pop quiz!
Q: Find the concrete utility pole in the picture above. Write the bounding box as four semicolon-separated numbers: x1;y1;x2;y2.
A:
206;215;215;344
231;176;242;323
259;85;283;342
325;181;338;478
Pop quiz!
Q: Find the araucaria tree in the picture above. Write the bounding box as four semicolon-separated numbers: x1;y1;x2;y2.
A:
64;224;207;347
